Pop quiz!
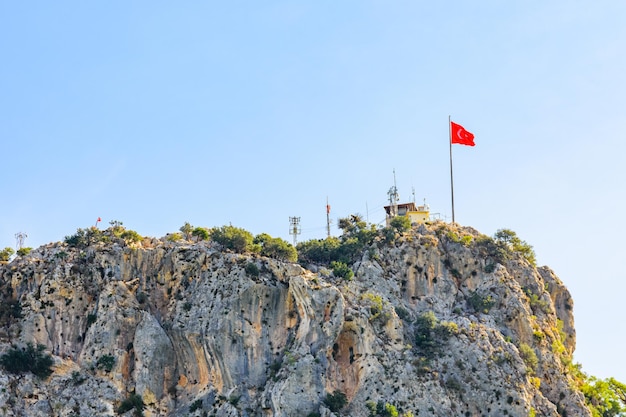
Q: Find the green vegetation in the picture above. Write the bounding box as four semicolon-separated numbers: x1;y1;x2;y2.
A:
518;343;538;373
414;311;458;358
166;232;183;242
210;225;256;253
297;237;342;264
467;290;496;314
16;247;32;256
365;401;408;417
580;376;626;417
362;292;385;320
64;223;142;248
493;228;536;266
330;261;354;280
475;235;510;265
389;215;411;233
524;288;551;314
254;233;297;262
117;394;144;417
0;247;15;262
245;262;260;277
298;214;377;266
179;222;193;240
192;227;210;241
121;229;142;244
189;399;203;412
323;390;347;412
96;354;116;372
0;343;54;378
0;299;22;330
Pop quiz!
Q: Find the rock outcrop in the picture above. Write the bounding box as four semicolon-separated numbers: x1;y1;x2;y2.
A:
0;222;591;416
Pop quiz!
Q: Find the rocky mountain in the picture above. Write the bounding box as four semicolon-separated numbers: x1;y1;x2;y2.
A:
0;221;597;416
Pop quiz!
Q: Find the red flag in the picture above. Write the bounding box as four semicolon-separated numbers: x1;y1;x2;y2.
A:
97;217;101;222
451;121;475;146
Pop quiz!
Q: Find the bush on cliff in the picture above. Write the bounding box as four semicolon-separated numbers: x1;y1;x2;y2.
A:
0;343;54;378
297;214;377;266
210;225;256;253
254;233;297;262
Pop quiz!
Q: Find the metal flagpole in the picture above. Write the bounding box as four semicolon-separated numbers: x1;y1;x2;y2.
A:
449;115;455;223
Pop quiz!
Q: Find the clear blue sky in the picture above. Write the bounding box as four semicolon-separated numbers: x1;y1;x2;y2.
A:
1;2;625;382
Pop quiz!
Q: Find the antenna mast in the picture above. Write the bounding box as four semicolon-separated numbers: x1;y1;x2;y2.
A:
289;217;301;246
326;198;331;238
15;232;27;250
387;169;399;217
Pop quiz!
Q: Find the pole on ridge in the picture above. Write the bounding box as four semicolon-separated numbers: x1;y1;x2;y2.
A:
449;115;455;223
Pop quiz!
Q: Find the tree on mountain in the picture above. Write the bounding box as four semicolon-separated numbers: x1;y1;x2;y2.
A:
254;233;297;262
179;222;193;241
0;247;15;262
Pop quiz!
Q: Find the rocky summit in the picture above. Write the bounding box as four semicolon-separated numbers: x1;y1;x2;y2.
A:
0;222;595;416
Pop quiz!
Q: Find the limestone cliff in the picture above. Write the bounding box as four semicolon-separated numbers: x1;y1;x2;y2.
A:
0;222;592;416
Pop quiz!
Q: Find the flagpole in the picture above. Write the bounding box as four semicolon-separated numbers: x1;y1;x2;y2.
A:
449;115;455;223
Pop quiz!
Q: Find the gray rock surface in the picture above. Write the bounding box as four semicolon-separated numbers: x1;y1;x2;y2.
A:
0;222;592;416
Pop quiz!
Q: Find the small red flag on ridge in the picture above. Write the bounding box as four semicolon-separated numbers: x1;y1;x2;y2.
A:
451;121;475;146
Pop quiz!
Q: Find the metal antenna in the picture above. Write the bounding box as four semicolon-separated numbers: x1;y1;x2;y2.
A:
326;198;331;238
15;232;27;250
289;217;301;246
387;169;399;217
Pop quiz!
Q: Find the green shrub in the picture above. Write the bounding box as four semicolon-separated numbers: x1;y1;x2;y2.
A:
136;292;148;304
64;227;111;248
394;306;410;321
86;313;97;327
96;354;116;372
323;390;347;412
192;227;210;241
519;343;538;373
211;225;256;253
468;290;496;314
166;232;183;242
0;247;15;262
475;235;510;265
331;261;354;280
581;375;626;417
117;394;144;417
121;229;142;244
189;399;203;412
362;293;384;318
0;343;54;378
255;233;297;262
71;370;86;385
493;229;536;266
16;247;32;256
414;311;458;358
390;215;411;233
0;299;22;328
179;222;193;240
245;262;260;277
414;311;438;353
297;237;342;264
524;288;551;314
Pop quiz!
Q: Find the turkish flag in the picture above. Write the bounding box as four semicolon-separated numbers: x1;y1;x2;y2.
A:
451;121;475;146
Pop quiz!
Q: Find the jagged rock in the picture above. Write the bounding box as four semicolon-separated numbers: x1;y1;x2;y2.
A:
0;223;593;416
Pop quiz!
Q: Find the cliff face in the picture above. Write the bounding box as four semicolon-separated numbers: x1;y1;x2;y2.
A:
0;223;590;417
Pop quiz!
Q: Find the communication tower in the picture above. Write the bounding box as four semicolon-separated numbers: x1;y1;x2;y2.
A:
326;198;331;238
289;217;301;246
15;232;27;250
387;169;399;218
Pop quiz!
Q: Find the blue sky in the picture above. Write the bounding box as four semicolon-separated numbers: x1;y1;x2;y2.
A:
1;2;625;382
